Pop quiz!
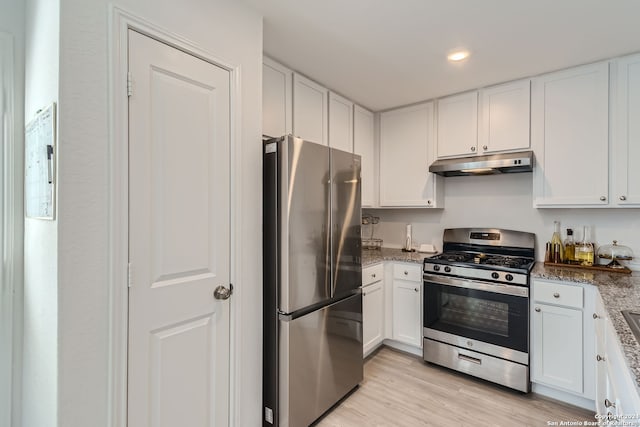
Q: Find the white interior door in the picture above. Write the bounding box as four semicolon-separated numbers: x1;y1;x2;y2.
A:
127;29;231;427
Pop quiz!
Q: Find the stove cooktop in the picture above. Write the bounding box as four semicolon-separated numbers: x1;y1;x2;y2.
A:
427;251;535;273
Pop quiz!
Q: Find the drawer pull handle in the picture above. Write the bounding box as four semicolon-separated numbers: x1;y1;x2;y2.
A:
604;398;616;408
535;307;541;312
597;354;605;362
553;292;560;298
458;353;481;365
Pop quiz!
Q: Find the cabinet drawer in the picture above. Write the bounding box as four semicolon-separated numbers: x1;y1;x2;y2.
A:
393;263;422;282
535;281;583;309
362;263;384;286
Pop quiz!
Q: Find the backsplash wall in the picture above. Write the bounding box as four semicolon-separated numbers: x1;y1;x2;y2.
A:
364;173;640;270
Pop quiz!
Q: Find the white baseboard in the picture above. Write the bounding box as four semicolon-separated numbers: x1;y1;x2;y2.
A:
532;383;596;411
382;339;422;357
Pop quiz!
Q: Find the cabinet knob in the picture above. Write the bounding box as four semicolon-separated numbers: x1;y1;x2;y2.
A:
470;146;476;152
414;287;419;292
372;273;376;278
593;313;600;319
553;292;560;298
600;196;607;201
363;292;367;297
404;271;408;275
620;195;627;201
535;307;541;312
427;200;432;205
604;398;616;408
597;354;605;362
482;145;488;150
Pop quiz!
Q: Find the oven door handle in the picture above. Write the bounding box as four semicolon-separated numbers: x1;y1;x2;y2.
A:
422;273;529;298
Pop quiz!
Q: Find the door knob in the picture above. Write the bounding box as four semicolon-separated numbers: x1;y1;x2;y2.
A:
213;284;233;300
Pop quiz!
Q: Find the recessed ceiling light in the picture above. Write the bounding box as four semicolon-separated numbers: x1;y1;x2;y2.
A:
447;50;470;62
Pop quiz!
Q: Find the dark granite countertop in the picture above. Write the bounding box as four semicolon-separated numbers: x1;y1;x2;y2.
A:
362;247;432;267
532;262;640;391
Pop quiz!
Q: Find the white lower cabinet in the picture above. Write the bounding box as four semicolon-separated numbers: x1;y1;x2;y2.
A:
391;264;422;348
362;263;384;356
363;280;384;356
532;302;583;393
531;279;594;401
594;293;640;422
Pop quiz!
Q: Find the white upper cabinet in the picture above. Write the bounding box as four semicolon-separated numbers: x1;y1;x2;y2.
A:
262;57;292;138
479;79;531;154
380;102;443;208
354;105;376;207
436;91;478;158
532;61;610;207
293;73;328;146
612;53;640;206
328;91;354;153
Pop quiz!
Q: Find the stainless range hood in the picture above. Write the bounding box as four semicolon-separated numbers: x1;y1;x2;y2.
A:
429;151;534;177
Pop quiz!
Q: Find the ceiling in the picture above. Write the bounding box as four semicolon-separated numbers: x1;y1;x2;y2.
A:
241;0;640;111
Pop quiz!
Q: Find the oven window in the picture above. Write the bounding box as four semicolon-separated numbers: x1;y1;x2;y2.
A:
440;294;509;337
424;281;528;353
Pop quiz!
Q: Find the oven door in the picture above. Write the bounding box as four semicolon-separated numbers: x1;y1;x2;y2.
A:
423;273;529;357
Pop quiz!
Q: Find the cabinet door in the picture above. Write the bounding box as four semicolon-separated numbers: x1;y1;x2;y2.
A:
479;79;530;154
293;73;328;146
363;281;384;356
328;92;354;153
380;102;441;207
354;105;376;207
392;280;421;348
436;91;478;158
532;62;609;207
613;53;640;206
262;57;292;138
532;303;583;393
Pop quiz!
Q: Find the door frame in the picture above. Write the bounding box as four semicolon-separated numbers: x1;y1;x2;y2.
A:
108;7;242;426
0;30;22;427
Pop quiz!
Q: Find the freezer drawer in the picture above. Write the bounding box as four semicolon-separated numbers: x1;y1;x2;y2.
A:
279;294;363;427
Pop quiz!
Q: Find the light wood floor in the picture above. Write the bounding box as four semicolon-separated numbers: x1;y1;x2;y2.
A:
316;346;595;427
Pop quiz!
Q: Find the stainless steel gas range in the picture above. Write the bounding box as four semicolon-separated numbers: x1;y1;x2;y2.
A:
422;228;535;393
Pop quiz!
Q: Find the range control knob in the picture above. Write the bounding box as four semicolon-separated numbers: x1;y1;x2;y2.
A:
505;274;514;282
444;266;452;273
433;265;440;272
491;272;500;279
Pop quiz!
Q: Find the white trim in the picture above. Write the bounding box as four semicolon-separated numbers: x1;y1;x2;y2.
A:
108;7;242;426
0;31;17;427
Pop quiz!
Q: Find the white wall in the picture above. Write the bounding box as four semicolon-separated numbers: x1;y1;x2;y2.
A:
23;0;60;426
366;173;640;269
0;0;25;425
53;1;262;426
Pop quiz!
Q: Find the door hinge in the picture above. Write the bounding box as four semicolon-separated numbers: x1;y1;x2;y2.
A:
127;71;133;97
127;262;133;288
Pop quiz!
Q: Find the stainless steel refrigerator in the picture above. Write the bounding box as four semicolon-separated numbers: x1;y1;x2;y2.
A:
263;135;363;427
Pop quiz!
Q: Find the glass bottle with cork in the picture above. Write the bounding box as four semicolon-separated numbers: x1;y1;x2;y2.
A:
564;228;575;264
549;221;564;263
